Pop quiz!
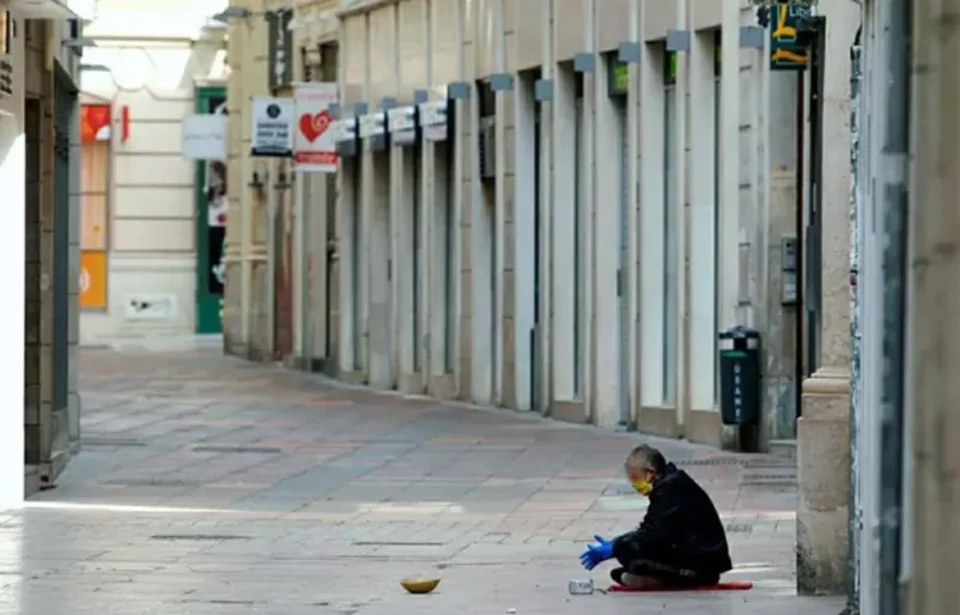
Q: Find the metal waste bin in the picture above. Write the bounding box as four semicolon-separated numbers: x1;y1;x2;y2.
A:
718;326;761;426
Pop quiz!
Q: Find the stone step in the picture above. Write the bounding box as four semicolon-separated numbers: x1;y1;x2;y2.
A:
769;439;797;461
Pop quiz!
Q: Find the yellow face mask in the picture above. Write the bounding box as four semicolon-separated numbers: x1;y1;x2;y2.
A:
630;479;653;496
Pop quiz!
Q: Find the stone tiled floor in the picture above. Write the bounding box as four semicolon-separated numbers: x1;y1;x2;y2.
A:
7;342;843;613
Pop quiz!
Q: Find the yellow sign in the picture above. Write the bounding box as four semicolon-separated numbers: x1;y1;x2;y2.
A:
79;250;107;309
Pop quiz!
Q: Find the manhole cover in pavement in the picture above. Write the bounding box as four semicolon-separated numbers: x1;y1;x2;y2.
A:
151;534;252;542
101;478;201;488
191;445;283;454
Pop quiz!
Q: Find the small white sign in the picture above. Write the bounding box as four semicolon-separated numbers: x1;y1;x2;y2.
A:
294;82;338;172
387;106;415;132
334;118;357;142
419;100;448;141
251;96;294;157
358;113;385;139
181;114;227;160
124;294;177;321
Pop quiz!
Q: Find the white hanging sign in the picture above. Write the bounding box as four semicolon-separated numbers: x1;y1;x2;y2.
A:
293;82;338;172
251;96;294;157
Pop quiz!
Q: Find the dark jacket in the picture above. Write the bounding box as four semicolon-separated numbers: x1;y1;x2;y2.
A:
612;463;733;574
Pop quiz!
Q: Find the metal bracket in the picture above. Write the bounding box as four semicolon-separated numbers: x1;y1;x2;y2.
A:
666;29;691;52
534;79;554;102
573;52;595;73
740;26;765;49
448;81;471;100
489;73;514;92
618;42;642;63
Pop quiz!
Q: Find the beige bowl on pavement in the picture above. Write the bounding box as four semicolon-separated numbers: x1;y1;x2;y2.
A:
401;577;441;594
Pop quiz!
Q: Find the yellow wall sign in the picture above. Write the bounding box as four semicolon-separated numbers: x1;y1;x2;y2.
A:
770;3;815;70
79;250;107;309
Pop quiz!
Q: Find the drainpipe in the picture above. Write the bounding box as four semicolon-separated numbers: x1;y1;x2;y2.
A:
875;0;911;606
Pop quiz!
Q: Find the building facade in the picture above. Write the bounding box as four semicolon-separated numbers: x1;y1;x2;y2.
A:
224;0;860;596
77;0;229;342
0;0;84;501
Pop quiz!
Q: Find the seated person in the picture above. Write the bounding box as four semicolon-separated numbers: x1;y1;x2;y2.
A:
580;444;733;590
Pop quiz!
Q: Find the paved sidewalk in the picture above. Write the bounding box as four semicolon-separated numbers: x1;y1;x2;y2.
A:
8;345;842;614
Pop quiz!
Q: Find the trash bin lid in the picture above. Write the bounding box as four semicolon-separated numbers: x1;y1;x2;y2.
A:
718;325;760;340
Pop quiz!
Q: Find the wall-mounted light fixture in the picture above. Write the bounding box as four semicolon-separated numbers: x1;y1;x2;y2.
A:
273;170;292;191
62;36;97;48
248;168;267;192
211;6;250;23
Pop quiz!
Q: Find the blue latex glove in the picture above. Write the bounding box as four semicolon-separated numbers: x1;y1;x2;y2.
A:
579;535;614;571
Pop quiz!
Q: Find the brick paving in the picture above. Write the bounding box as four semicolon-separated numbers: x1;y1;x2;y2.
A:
6;340;843;613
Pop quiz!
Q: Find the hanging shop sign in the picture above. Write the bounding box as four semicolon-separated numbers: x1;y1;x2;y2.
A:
181;114;227;160
358;111;385;139
267;9;294;91
358;110;387;151
251;96;294;157
334;116;358;157
768;2;817;70
418;100;448;141
293;82;338;172
387;105;417;147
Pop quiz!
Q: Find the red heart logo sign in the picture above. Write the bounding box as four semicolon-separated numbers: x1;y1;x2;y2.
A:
299;110;332;143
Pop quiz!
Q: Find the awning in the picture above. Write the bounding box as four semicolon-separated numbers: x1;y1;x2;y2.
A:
2;0;80;20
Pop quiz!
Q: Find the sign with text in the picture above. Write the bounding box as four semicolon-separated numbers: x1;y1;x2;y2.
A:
293;82;338;172
181;114;226;160
251;96;294;157
769;2;815;70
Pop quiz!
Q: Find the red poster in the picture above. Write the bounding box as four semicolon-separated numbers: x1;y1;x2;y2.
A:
81;104;111;142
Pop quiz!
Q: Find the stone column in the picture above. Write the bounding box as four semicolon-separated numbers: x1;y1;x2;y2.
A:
905;0;960;608
796;0;860;595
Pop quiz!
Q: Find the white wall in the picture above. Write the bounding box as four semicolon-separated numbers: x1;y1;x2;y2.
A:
0;26;26;504
78;9;228;342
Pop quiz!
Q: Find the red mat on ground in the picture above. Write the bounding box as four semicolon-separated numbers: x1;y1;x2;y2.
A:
607;580;754;592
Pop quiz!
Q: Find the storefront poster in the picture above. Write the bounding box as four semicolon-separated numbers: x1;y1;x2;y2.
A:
79;250;106;309
294;82;338;172
81;104;111;142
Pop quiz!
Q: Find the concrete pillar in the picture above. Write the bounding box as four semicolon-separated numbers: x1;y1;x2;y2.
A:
686;27;721;442
592;51;621;428
905;0;960;608
537;0;553;414
638;38;666;411
392;142;420;393
551;63;577;405
796;0;860;595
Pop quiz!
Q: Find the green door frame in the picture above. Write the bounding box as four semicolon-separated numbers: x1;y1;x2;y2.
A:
194;86;227;334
